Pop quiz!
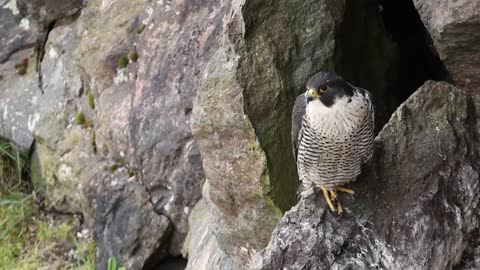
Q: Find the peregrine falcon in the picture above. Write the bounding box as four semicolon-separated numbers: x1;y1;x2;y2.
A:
292;72;374;214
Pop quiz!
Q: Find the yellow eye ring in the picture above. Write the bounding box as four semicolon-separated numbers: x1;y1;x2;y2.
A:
319;86;328;93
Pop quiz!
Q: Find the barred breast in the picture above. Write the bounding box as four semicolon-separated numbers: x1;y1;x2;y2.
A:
297;90;374;189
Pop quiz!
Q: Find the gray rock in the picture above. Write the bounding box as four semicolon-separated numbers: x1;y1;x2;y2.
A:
0;0;40;151
413;0;480;92
250;81;480;270
17;0;83;26
183;199;235;270
1;0;231;269
191;0;346;268
87;170;171;270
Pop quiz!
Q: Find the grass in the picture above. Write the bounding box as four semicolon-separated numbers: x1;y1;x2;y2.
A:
0;139;95;270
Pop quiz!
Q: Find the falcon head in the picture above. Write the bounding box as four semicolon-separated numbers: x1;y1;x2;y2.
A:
305;72;354;107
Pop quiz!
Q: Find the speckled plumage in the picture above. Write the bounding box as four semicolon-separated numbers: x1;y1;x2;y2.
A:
292;72;374;190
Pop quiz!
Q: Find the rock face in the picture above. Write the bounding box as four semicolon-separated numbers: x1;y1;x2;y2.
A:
250;81;480;270
191;0;349;268
413;0;480;92
0;0;230;269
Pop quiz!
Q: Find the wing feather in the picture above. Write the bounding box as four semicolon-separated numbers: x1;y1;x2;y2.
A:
291;94;306;161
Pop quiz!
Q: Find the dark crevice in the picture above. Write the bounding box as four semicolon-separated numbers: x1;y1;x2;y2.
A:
378;0;452;95
35;20;56;93
335;0;451;131
143;254;187;270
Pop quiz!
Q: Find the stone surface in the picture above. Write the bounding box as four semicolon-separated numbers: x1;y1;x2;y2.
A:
17;0;83;26
413;0;480;92
183;198;235;270
191;0;347;268
0;0;40;151
0;0;230;268
250;81;480;270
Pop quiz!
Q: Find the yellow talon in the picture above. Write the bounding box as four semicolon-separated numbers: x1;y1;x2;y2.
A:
329;190;338;202
335;186;355;195
320;185;336;212
337;201;343;214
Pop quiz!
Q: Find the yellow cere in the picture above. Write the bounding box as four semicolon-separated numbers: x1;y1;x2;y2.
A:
308;89;319;97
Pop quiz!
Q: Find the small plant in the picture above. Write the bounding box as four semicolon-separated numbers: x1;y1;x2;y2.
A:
136;24;145;34
117;56;128;69
87;90;95;109
91;131;97;155
14;58;28;76
75;112;86;126
107;256;126;270
129;50;138;62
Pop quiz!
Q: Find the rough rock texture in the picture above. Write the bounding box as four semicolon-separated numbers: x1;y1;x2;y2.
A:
250;81;480;270
413;0;480;92
17;0;83;27
0;0;230;269
182;199;235;270
0;0;39;151
191;0;348;268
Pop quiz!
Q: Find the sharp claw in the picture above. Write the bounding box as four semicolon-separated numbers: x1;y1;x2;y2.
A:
320;185;336;212
336;187;355;195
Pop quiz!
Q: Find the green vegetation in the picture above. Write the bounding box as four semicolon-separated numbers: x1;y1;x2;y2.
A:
75;112;93;129
129;50;138;62
118;56;129;69
107;256;126;270
0;139;95;269
91;131;97;155
136;24;145;34
14;58;28;76
87;90;95;109
75;112;86;126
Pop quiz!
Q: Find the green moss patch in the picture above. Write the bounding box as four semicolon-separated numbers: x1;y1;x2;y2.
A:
14;58;28;76
136;24;145;34
129;51;138;62
75;112;86;126
87;91;95;110
117;56;129;69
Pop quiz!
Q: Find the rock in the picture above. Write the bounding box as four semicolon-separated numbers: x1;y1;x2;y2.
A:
191;0;349;268
183;199;235;270
1;0;230;269
250;81;480;270
0;0;40;151
413;0;480;92
88;170;171;270
17;0;83;26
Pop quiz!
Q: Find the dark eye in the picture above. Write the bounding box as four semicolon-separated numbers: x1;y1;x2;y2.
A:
319;86;328;93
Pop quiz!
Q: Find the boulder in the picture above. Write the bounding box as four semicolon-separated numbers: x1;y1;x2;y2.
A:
413;0;480;92
250;81;480;270
1;0;231;268
191;0;349;268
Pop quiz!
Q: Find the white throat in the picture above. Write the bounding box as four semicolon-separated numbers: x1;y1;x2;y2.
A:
306;93;366;138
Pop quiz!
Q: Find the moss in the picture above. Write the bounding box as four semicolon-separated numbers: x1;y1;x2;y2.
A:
14;58;28;76
91;131;97;155
87;90;95;109
118;55;129;69
17;66;27;75
129;50;138;62
136;24;145;34
75;112;86;126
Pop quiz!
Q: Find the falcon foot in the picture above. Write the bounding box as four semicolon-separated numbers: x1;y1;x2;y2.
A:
319;185;355;214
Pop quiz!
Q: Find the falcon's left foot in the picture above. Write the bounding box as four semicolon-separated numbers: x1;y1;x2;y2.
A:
317;186;355;214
